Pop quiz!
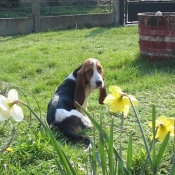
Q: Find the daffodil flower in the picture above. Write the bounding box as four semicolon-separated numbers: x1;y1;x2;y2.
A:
149;116;175;142
0;89;24;122
103;86;138;116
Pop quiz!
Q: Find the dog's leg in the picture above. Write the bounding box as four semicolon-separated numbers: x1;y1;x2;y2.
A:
56;115;90;145
55;109;92;128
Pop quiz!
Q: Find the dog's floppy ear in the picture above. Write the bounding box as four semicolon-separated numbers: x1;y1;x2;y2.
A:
99;67;107;104
74;68;85;107
99;85;107;104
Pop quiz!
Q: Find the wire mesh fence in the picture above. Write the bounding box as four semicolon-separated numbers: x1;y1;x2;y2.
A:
0;0;32;18
0;0;113;18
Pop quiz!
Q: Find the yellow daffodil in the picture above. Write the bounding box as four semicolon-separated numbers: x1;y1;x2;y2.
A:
103;86;138;116
6;147;13;152
0;89;24;122
149;116;175;142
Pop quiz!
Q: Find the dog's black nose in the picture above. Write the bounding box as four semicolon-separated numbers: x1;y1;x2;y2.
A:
96;80;102;87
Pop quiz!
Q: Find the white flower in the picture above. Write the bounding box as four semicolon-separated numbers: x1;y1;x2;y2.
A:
0;89;24;122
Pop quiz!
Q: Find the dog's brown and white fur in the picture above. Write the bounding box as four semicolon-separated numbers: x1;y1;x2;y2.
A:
47;58;107;143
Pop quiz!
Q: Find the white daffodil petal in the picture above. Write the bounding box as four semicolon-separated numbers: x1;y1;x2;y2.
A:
0;109;11;121
8;89;18;101
0;95;9;111
10;105;24;122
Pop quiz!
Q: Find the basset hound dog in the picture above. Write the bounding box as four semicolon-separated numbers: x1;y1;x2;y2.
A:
47;58;107;144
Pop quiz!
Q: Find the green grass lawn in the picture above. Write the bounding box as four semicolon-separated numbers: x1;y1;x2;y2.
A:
0;26;175;174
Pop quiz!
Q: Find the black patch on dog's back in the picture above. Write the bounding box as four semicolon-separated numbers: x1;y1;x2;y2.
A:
47;79;76;125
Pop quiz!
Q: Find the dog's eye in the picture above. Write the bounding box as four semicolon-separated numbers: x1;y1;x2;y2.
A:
87;70;93;75
98;68;102;73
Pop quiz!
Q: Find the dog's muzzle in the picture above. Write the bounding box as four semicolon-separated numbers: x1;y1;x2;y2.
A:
95;80;103;87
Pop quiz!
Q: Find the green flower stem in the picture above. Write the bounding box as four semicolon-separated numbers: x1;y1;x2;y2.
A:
17;100;46;130
26;104;47;130
128;97;152;168
118;114;124;175
0;122;15;153
140;127;158;175
140;143;153;175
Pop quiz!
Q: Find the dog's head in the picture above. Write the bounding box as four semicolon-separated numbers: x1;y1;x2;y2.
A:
74;58;107;107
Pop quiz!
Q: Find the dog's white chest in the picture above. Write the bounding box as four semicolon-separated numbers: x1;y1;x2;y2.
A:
82;87;93;110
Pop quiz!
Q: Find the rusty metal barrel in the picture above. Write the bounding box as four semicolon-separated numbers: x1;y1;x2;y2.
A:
138;12;175;61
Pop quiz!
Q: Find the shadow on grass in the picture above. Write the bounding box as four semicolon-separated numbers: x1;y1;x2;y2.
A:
84;26;113;37
132;53;175;76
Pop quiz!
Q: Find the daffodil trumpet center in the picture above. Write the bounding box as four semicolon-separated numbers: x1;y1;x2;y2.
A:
159;122;164;127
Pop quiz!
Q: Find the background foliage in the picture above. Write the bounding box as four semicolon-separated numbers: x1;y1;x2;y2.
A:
0;0;112;17
0;26;175;174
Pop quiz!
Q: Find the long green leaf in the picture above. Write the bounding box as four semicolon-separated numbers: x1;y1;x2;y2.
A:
55;158;65;175
88;140;97;175
62;150;78;174
127;134;132;172
170;149;175;175
92;123;102;168
89;139;102;170
26;105;76;174
91;129;97;175
129;98;152;167
156;131;170;168
118;115;124;175
45;122;76;175
109;117;114;175
152;105;157;174
140;127;158;175
92;144;97;175
76;103;130;175
99;116;107;174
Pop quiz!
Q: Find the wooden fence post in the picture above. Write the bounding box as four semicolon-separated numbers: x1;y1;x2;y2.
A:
113;0;120;26
31;0;40;32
